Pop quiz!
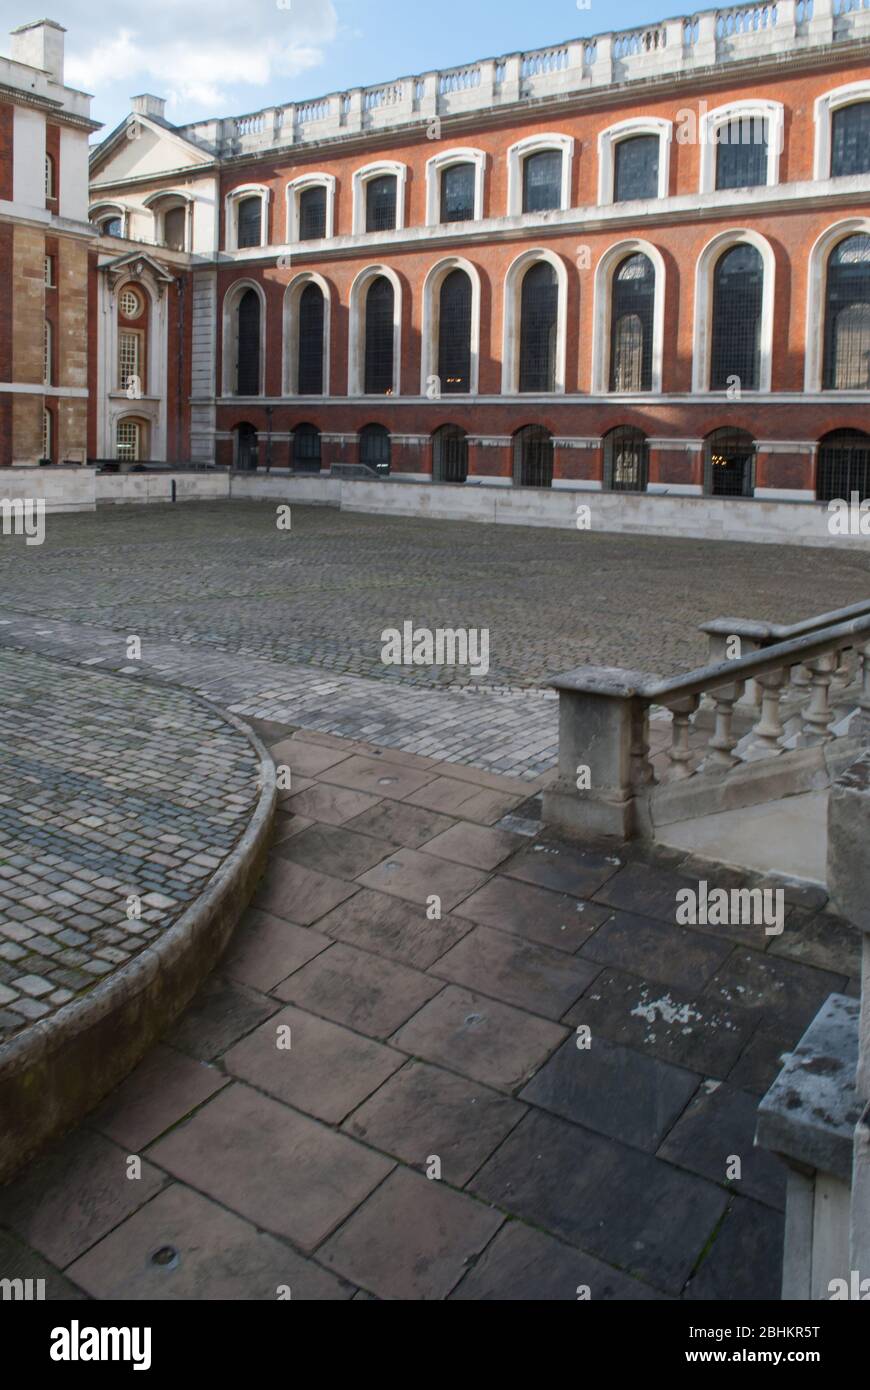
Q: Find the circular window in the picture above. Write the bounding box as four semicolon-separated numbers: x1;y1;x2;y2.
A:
119;288;142;319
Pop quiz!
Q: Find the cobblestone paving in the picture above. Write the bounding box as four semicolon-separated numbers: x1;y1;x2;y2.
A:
0;724;861;1301
0;650;261;1040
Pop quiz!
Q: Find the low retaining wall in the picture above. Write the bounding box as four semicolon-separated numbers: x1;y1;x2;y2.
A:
95;472;230;506
0;466;94;513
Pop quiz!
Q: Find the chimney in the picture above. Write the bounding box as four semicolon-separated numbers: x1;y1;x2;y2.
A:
131;94;167;121
10;19;66;85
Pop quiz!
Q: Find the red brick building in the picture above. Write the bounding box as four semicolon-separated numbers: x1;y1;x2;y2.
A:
87;0;870;503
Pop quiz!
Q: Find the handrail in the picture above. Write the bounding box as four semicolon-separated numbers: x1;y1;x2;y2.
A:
702;600;870;644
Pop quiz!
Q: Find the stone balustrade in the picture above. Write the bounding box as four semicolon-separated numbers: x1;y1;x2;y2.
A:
179;0;869;157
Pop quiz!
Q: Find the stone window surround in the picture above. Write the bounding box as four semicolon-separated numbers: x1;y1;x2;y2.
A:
285;173;336;243
424;148;487;227
597;118;673;206
804;216;870;394
420;255;482;396
698;99;784;194
591;238;666;395
501;247;569;395
224;184;271;253
221;278;267;396
813;81;870;183
142;189;194;252
347;263;403;397
90;201;129;237
506;133;575;217
692;227;775;395
351;161;408;237
282;271;332;396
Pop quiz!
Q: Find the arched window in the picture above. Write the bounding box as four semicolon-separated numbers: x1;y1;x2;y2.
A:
297;282;325;395
816;429;870;502
823;234;870;390
704;428;756;497
234;422;258;471
513;425;553;488
432;425;468;484
366;175;398;232
438;270;472;394
163;205;186;251
441;164;476;224
716;117;769;190
100;215;122;238
359;424;391;474
519;262;558;393
614;135;659;202
604;426;649;492
610;254;654;392
293;423;322;474
237;196;263;249
831;101;870;178
236;289;261;395
522;150;563;213
710;244;764;391
364;277;395;394
299;185;327;241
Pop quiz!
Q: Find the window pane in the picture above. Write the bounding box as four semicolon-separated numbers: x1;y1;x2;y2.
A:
710;244;763;391
610;254;654;391
614;135;660;202
513;426;554;487
519;262;558;392
605;426;649;492
116;420;140;462
364;277;394;393
164;206;186;251
118;330;140;391
237;197;262;249
360;425;391;472
438;269;472;393
102;217;122;237
816;431;870;502
440;164;476;223
823;233;870;390
706;429;755;497
522;150;563;213
237;289;261;394
716;117;769;189
831;102;870;177
366;175;397;232
432;426;468;483
299;185;327;240
293;424;322;472
298;283;324;394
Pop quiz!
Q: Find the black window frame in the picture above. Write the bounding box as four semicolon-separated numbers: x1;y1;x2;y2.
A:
831;101;870;178
432;424;469;484
438;269;473;394
236;196;263;250
609;253;654;393
298;184;327;241
715;116;769;190
236;289;261;396
364;276;395;395
366;174;398;233
513;425;554;488
614;135;660;203
604;426;649;492
522;149;563;214
519;261;558;394
823;233;870;391
440;163;476;224
297;282;325;395
710;243;764;392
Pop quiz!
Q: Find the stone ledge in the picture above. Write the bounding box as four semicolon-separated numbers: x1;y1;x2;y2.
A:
0;700;276;1186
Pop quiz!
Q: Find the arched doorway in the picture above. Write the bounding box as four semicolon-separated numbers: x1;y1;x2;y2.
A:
432;425;468;484
513;425;554;488
359;424;391;475
704;427;756;497
235;422;259;472
293;423;322;475
816;429;870;502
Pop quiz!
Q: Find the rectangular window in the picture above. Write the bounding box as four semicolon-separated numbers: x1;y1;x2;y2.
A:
118;330;141;391
236;196;263;249
715;118;769;190
44;255;55;287
831;102;870;177
45;154;55;200
42;408;52;463
366;175;398;232
614;136;660;202
522;151;563;213
299;185;327;241
440;164;476;223
43;321;52;386
116;420;140;462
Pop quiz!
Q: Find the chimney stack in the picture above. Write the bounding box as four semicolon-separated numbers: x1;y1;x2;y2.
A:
131;94;167;121
10;19;65;85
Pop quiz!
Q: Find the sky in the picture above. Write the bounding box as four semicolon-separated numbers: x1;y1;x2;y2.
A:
0;0;673;139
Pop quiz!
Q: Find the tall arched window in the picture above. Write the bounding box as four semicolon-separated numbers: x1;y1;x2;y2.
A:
831;102;870;177
432;425;468;483
438;270;472;394
705;428;756;497
610;254;654;392
710;244;763;391
364;277;395;395
823;234;870;390
604;426;649;492
519;262;558;393
297;282;325;395
359;424;391;474
816;429;870;502
236;289;261;395
293;423;322;474
513;425;554;488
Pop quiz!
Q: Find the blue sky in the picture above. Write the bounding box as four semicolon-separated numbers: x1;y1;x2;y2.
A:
0;0;672;137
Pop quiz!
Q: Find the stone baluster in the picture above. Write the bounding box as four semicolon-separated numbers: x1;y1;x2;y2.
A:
704;683;742;769
799;651;837;745
746;667;788;757
665;695;700;781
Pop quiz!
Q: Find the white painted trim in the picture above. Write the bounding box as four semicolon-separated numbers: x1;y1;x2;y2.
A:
692;227;775;394
348;263;403;396
468;475;512;486
224;184;271;252
506;133;574;217
285;173;336;242
814;81;870;182
647;483;703;496
0;383;89;397
425;148;487;226
282;271;331;396
597;117;672;205
141;188;194;251
221;278;267;396
553;478;602;490
804;216;870;392
698;100;784;193
351;161;408;236
502;247;569;395
420;256;481;396
755;487;816;501
591;238;665;395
